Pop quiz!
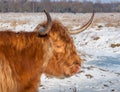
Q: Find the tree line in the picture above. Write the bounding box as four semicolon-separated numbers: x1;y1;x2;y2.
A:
0;0;120;13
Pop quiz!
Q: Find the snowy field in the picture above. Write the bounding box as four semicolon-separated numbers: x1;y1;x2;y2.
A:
0;12;120;92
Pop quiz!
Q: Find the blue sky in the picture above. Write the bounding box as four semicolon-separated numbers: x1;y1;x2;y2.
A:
87;0;120;3
51;0;120;3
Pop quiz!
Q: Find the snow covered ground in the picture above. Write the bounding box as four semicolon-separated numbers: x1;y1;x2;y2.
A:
0;13;120;92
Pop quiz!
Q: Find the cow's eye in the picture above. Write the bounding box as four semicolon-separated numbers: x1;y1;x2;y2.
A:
56;45;61;48
73;61;80;65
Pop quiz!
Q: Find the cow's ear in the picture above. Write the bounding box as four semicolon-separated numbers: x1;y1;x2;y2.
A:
37;10;52;36
38;27;46;33
37;27;48;37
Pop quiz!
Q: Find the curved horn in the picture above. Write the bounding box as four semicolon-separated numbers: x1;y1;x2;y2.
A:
38;10;52;35
69;10;94;34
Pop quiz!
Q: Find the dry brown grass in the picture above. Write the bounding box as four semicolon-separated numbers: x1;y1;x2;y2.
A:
111;43;120;48
93;36;100;40
10;20;29;28
0;13;119;31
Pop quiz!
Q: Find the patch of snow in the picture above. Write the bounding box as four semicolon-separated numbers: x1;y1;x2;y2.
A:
0;13;120;92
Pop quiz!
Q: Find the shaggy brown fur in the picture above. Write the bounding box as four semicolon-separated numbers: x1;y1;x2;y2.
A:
0;20;82;92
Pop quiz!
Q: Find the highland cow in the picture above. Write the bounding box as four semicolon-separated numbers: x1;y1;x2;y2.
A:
0;10;94;92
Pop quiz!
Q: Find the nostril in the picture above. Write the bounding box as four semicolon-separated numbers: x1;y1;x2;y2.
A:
74;65;80;71
76;65;80;70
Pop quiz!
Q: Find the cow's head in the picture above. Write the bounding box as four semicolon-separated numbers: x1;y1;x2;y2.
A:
34;10;94;78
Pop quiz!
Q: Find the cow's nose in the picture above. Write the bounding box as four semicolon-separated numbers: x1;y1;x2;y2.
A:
72;64;80;74
76;65;80;72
